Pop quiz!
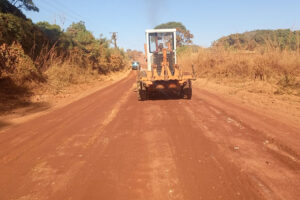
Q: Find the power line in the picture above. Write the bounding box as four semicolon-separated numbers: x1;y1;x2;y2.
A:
36;1;81;23
34;1;86;30
41;0;83;22
33;3;61;23
32;1;96;34
49;0;93;25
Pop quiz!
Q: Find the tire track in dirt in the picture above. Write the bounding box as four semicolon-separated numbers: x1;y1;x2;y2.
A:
50;93;185;200
185;88;300;200
0;72;299;200
159;99;263;200
0;73;136;200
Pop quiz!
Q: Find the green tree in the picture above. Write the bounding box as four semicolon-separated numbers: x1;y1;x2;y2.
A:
155;21;193;46
9;0;39;12
0;0;26;19
213;29;300;51
36;21;62;42
0;13;48;58
66;21;95;46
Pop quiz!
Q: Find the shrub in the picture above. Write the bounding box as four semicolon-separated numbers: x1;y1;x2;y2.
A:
0;13;48;58
178;48;300;92
0;42;43;84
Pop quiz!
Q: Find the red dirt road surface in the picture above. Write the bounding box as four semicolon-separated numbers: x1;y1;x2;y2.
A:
0;72;299;200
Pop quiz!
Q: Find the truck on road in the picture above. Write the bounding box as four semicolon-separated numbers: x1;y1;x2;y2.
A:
131;61;140;70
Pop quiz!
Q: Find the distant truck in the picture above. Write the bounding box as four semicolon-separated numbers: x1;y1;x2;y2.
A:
136;29;195;100
131;61;140;70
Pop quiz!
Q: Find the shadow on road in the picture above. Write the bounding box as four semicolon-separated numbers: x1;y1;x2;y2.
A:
0;120;11;130
146;91;186;101
0;77;51;117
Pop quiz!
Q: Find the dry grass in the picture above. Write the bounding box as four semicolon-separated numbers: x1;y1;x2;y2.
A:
1;41;129;91
45;63;97;89
178;47;300;123
0;42;129;114
178;48;300;96
0;42;44;85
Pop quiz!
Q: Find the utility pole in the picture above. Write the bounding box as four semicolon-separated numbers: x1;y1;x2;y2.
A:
110;32;118;48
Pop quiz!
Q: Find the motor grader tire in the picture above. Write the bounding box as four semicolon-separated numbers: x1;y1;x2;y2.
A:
186;87;192;99
138;89;147;101
182;80;192;99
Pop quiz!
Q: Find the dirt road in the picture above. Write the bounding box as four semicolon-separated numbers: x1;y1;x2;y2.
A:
0;72;299;200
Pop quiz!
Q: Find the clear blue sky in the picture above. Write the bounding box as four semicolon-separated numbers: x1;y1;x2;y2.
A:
25;0;300;51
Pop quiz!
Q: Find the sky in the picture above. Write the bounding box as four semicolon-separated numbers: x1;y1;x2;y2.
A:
24;0;300;51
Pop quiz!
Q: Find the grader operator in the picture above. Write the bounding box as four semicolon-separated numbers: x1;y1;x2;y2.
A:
137;29;195;100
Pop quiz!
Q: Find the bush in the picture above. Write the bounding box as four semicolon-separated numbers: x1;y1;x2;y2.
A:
0;42;43;84
178;48;300;84
178;48;300;96
0;13;129;94
0;13;48;58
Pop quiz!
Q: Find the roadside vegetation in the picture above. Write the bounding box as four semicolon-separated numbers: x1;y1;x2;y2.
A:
0;0;128;113
155;22;299;96
177;30;300;97
213;29;300;51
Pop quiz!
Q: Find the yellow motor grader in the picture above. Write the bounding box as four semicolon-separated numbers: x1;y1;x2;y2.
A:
137;29;195;101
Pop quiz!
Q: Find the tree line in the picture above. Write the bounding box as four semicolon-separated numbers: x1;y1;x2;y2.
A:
0;0;127;98
213;29;300;51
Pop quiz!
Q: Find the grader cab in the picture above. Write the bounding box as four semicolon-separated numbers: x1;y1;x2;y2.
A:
137;29;195;100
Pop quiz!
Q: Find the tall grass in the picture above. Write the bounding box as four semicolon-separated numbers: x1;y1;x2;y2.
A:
0;41;129;94
40;45;128;91
178;47;300;95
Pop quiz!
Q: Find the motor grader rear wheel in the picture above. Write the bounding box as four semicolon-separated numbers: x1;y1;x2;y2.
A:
138;89;147;101
137;82;147;101
182;80;192;99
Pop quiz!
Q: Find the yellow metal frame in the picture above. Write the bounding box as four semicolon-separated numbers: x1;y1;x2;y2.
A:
139;47;194;87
